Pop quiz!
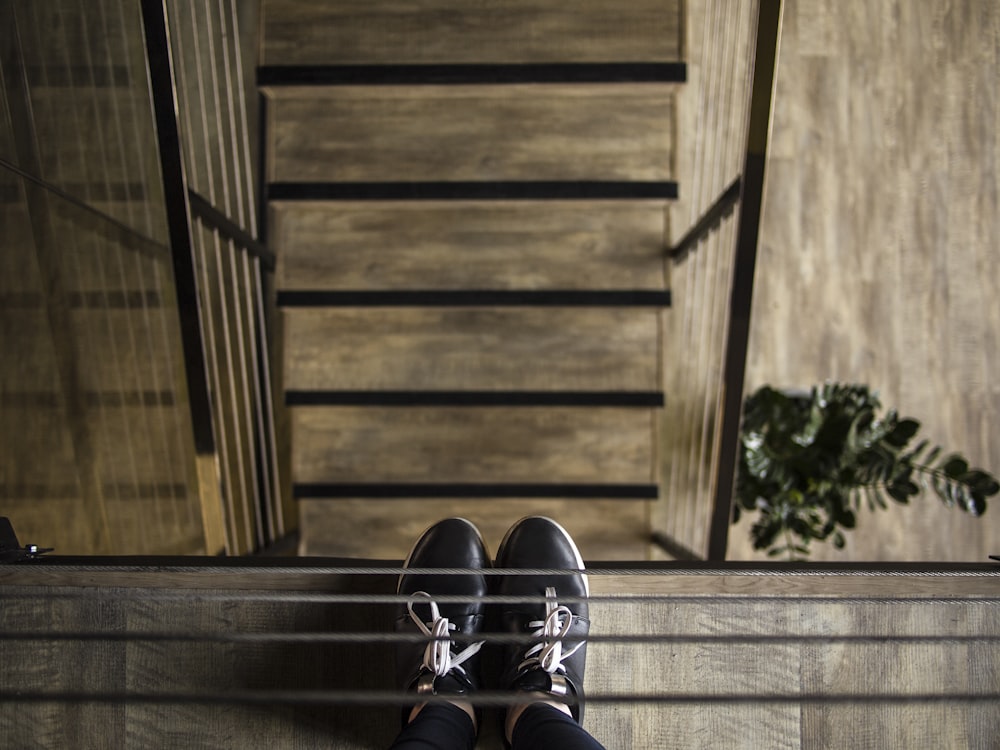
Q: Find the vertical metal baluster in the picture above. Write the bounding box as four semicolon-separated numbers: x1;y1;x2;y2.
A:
215;0;275;544
169;1;240;554
199;0;257;551
46;1;143;550
204;0;263;549
225;0;283;540
121;0;200;537
78;0;169;551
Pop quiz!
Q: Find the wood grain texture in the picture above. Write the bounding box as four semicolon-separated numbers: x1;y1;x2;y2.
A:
656;216;737;559
292;406;656;485
3;568;997;749
273;201;668;292
732;0;1000;562
283;307;661;392
299;498;649;560
261;0;682;66
267;84;675;183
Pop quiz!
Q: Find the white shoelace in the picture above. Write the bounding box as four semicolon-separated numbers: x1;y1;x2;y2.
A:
408;591;484;678
517;586;583;675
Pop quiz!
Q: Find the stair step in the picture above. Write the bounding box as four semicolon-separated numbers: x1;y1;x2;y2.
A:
299;497;650;558
272;201;667;291
8;307;179;392
2;400;189;488
261;0;682;66
1;205;168;293
283;307;661;392
291;406;656;486
265;84;675;183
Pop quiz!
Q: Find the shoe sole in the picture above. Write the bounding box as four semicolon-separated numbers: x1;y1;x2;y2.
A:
397;517;491;594
496;515;590;596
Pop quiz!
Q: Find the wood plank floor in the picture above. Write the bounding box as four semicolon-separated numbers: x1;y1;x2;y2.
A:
3;565;997;749
728;0;1000;562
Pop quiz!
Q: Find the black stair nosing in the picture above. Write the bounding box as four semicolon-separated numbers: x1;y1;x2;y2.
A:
267;181;678;201
293;482;658;500
259;62;687;87
286;390;664;407
276;289;671;307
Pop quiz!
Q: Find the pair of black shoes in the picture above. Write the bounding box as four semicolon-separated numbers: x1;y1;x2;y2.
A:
395;516;591;728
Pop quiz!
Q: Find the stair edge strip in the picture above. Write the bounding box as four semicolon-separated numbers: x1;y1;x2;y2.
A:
259;63;687;86
277;290;671;307
267;181;679;201
293;483;659;499
286;391;664;407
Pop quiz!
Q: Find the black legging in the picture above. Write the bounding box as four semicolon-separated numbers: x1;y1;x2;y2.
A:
389;703;607;750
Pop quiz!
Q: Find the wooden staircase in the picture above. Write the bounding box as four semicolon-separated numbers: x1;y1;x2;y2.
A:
260;0;685;559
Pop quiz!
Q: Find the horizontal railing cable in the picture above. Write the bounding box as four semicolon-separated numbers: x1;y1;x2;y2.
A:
3;591;998;606
3;690;996;708
3;631;998;646
6;562;996;576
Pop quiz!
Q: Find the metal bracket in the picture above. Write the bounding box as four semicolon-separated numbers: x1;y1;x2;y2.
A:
0;517;53;563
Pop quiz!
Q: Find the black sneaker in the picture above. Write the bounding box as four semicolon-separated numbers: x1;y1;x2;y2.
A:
395;518;490;726
496;516;590;724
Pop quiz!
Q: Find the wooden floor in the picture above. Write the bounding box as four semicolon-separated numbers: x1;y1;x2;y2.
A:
3;564;997;749
729;0;1000;562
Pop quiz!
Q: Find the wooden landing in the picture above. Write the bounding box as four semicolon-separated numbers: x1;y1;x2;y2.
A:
2;563;997;748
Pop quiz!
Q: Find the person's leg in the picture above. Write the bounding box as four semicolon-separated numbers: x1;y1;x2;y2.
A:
496;517;608;750
389;518;490;750
509;703;606;750
389;703;476;750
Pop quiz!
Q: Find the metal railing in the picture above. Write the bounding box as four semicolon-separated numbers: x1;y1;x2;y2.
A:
2;549;997;748
0;0;284;556
656;0;782;560
0;0;203;554
143;0;286;555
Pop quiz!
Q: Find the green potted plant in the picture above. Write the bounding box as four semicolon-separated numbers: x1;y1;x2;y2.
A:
732;382;998;560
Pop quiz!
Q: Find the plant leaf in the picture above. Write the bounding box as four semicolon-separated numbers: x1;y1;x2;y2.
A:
942;455;969;479
886;418;920;448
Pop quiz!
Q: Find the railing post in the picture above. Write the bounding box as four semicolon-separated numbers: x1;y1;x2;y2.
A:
707;0;784;560
140;0;227;554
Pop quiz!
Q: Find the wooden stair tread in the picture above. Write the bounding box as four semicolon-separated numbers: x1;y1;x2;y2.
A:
273;201;668;291
299;497;649;559
266;84;675;183
261;0;682;66
291;406;656;485
283;307;661;392
2;400;190;486
8;308;180;392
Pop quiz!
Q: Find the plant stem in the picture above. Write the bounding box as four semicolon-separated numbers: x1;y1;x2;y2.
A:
783;528;796;561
